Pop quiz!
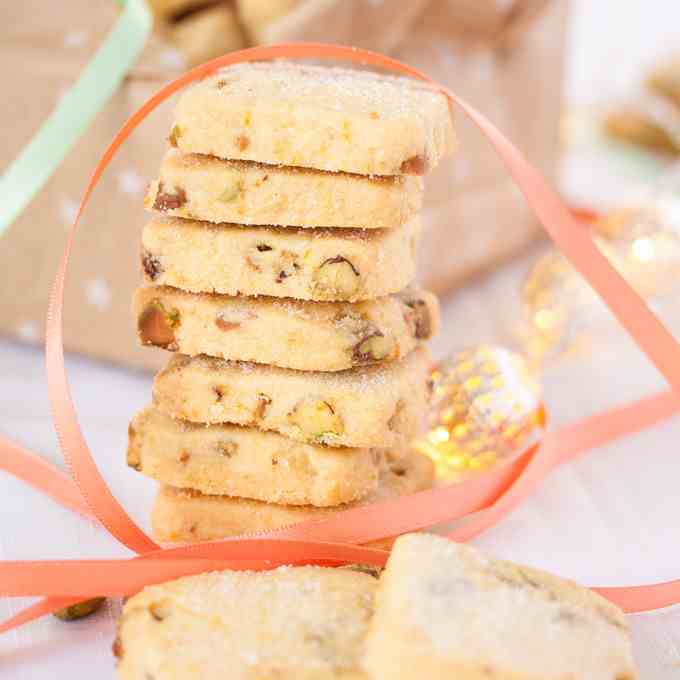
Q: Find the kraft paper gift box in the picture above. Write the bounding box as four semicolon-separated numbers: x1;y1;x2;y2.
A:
0;0;567;370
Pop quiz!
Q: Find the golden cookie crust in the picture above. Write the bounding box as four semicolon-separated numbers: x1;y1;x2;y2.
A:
172;61;455;176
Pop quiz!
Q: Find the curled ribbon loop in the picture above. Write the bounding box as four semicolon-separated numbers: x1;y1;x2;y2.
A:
1;44;680;634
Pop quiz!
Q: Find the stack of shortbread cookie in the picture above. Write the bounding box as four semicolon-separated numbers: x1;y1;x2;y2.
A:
128;61;455;543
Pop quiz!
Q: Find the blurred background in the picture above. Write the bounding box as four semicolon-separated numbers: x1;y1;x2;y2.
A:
2;2;680;677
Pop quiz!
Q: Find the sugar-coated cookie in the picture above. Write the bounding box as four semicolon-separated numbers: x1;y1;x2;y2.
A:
364;533;637;680
134;286;439;372
172;61;455;175
152;347;430;448
128;406;382;506
235;0;302;38
145;151;423;229
151;451;434;543
115;566;375;680
141;216;420;301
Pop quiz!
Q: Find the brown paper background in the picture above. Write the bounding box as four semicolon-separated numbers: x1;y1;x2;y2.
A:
0;0;567;371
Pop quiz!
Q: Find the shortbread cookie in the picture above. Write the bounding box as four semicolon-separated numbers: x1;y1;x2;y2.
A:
235;0;302;38
141;215;420;301
128;406;382;506
115;566;375;680
647;54;680;109
364;533;637;680
165;4;247;67
152;451;434;543
172;61;455;175
145;151;423;228
134;286;439;372
153;347;430;447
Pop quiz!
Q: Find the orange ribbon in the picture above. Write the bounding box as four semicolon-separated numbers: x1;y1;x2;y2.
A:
2;44;680;637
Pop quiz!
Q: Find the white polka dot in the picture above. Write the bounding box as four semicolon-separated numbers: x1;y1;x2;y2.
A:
16;321;39;341
59;197;79;226
85;278;112;311
159;49;188;70
117;169;145;197
63;31;88;48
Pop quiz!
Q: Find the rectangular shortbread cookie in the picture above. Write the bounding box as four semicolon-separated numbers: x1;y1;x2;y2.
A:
151;451;434;543
145;150;423;228
364;533;637;680
152;347;430;448
127;405;382;507
141;215;421;301
172;61;455;176
134;285;439;372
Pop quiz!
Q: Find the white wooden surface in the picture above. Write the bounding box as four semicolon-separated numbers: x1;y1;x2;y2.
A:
2;0;680;677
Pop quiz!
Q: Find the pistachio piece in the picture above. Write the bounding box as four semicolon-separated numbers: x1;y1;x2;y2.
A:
168;124;181;147
112;635;124;660
352;330;394;363
148;600;172;622
153;181;187;211
402;297;432;339
215;308;257;331
312;256;360;298
288;398;344;440
219;179;243;202
399;154;428;174
216;440;237;457
138;300;180;350
141;250;162;281
54;597;106;621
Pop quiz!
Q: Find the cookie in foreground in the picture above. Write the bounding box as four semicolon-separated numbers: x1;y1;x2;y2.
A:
133;286;439;372
151;450;434;544
115;566;376;680
146;151;423;229
172;61;455;176
364;533;637;680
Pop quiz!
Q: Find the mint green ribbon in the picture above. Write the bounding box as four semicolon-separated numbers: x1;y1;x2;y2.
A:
0;0;152;236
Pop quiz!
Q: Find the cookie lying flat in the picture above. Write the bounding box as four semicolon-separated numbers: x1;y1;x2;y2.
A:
152;451;434;543
152;347;430;448
115;566;375;680
134;286;438;372
145;151;423;229
128;406;382;506
141;215;420;301
364;533;637;680
172;61;455;176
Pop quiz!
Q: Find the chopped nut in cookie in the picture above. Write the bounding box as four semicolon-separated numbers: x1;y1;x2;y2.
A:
215;309;256;331
138;300;180;350
399;154;428;174
402;297;431;339
288;398;344;441
141;251;162;281
312;256;360;298
152;181;187;211
353;330;395;363
219;179;242;202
